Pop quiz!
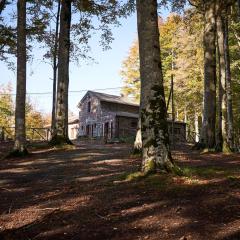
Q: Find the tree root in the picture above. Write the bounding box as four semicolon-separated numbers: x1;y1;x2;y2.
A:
49;135;73;147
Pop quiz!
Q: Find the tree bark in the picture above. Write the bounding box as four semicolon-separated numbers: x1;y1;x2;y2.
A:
51;0;61;132
13;0;27;154
216;12;226;152
136;0;178;174
224;14;234;150
238;0;240;20
200;0;217;149
0;0;6;15
51;0;72;145
194;111;199;143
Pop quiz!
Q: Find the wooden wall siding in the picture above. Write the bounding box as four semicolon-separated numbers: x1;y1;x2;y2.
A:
116;116;138;138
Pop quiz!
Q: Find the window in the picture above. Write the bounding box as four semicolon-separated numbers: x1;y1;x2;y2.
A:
131;120;137;128
174;128;181;135
87;101;91;112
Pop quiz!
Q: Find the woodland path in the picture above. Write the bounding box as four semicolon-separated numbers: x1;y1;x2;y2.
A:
0;142;240;240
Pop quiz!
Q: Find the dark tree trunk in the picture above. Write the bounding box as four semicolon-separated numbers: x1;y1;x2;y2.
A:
51;0;72;145
238;0;240;20
136;0;178;174
200;0;217;149
13;0;27;154
0;0;6;15
224;14;235;150
216;12;226;152
51;0;61;132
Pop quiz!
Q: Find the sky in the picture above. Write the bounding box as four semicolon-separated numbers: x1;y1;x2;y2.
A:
0;4;170;116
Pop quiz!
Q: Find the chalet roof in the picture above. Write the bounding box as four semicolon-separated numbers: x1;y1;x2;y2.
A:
78;91;139;107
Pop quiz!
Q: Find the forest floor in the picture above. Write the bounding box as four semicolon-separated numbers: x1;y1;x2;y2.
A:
0;141;240;240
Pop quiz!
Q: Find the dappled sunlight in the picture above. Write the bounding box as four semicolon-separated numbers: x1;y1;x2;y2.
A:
0;143;240;239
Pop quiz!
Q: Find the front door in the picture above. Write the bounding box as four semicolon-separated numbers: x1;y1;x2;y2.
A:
104;122;109;139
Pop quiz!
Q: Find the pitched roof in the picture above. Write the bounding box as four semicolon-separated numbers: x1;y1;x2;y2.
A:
78;91;139;107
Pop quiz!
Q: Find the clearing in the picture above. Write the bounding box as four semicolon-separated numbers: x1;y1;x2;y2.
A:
0;142;240;240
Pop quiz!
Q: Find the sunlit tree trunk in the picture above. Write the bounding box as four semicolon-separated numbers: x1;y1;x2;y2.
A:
200;0;217;149
216;12;226;152
51;0;72;144
13;0;27;154
224;14;234;150
136;0;178;174
51;0;61;132
194;111;199;143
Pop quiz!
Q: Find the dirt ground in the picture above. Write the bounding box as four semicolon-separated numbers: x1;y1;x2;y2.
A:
0;142;240;240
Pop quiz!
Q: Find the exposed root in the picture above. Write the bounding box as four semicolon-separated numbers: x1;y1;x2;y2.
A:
5;148;29;159
49;135;73;147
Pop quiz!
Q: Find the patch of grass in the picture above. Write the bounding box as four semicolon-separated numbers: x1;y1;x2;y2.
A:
181;166;239;178
125;171;146;181
200;148;216;154
144;174;170;188
227;175;240;181
53;144;76;150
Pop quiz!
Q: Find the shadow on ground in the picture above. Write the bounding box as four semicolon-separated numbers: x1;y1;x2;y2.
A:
0;142;240;240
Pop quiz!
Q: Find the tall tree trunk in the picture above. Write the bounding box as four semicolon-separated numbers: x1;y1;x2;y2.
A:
51;0;61;132
184;107;188;140
136;0;178;174
194;111;199;143
51;0;71;144
13;0;27;154
224;14;235;150
0;0;6;15
238;0;240;20
200;0;217;149
216;13;226;152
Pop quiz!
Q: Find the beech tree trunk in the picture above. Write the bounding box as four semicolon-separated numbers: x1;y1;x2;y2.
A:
51;0;61;132
238;0;240;20
194;111;199;143
51;0;71;144
216;13;226;151
0;0;6;15
136;0;177;174
13;0;27;154
224;15;234;150
200;1;217;149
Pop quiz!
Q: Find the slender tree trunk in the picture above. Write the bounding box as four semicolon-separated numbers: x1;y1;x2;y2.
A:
0;0;6;15
200;0;217;149
51;0;72;144
136;0;178;174
238;0;240;20
51;0;61;132
13;0;27;154
194;111;199;143
224;14;234;150
216;12;226;151
184;107;188;140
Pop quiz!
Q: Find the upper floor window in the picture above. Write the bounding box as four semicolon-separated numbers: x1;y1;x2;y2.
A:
87;101;91;112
